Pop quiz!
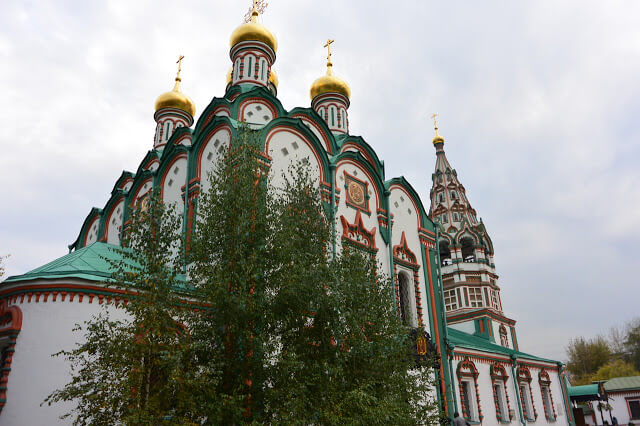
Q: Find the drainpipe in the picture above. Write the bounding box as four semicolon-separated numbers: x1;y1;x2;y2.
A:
329;163;337;259
447;342;458;415
385;189;395;305
435;225;456;414
511;355;526;425
557;363;575;426
182;144;192;275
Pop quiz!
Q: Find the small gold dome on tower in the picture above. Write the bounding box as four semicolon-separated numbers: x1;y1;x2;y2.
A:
310;39;350;100
230;4;277;53
226;67;232;85
155;56;196;116
431;113;445;146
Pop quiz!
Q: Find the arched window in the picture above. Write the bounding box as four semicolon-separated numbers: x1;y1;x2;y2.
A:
457;357;482;423
539;370;557;421
460;237;475;262
517;366;537;422
490;363;513;423
260;59;266;81
439;240;452;266
398;272;416;327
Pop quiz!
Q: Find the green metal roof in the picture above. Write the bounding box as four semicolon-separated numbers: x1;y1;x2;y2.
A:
447;327;560;364
604;375;640;392
569;384;601;398
3;242;125;283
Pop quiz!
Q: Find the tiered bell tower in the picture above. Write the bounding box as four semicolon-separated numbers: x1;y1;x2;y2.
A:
428;115;518;350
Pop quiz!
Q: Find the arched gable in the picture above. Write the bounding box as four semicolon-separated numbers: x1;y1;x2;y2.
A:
386;177;430;231
110;171;134;194
191;120;234;190
82;209;102;248
135;151;160;176
124;170;154;221
262;118;331;187
289;107;337;155
339;135;385;177
100;194;125;245
195;97;233;134
453;220;483;245
228;87;286;123
238;97;278;126
155;143;189;208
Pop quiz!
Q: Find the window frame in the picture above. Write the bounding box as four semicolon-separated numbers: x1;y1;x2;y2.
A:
457;357;482;423
538;369;557;421
627;397;640;420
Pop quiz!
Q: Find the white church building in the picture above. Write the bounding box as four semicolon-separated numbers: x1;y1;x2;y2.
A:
1;4;574;425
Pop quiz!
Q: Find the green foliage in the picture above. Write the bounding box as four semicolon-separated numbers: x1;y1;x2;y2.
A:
625;319;640;371
566;336;611;385
591;359;640;382
44;191;200;425
47;126;439;424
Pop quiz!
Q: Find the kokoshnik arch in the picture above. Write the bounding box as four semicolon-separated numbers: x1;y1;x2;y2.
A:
1;3;574;425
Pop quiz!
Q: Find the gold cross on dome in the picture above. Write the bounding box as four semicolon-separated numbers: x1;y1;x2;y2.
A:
324;39;335;63
244;0;268;23
176;55;185;80
431;113;438;130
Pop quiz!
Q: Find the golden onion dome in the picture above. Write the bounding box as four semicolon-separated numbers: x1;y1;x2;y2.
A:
155;79;196;117
230;7;277;53
155;58;195;116
310;41;350;100
431;115;445;145
226;67;232;85
433;132;445;145
269;69;278;88
310;73;351;100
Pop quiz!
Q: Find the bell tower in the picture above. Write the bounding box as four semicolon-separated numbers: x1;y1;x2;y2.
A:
428;115;518;350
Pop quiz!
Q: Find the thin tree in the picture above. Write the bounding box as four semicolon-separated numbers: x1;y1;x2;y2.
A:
45;191;200;425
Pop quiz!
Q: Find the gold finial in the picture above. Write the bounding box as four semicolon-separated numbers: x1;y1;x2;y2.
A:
324;39;335;76
244;0;268;23
431;113;445;145
175;55;184;82
431;113;439;133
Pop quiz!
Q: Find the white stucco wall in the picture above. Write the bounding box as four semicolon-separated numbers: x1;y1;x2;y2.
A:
198;129;231;196
2;288;125;426
450;356;571;426
267;129;322;191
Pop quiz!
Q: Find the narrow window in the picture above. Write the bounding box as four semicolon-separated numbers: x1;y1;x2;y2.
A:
398;272;415;327
542;386;555;420
520;383;534;421
330;107;335;126
261;59;266;81
494;382;509;422
461;381;473;420
628;399;640;420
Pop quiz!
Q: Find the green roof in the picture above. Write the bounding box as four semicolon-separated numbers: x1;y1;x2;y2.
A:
604;375;640;392
568;384;601;399
447;327;560;364
3;242;125;283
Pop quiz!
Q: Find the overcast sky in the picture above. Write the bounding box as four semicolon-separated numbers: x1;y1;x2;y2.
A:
1;1;639;361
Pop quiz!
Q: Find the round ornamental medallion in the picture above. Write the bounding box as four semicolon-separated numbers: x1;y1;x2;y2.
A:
348;181;365;204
